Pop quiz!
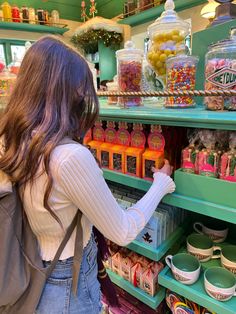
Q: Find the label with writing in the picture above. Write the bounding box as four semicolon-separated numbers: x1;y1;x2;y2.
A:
207;67;236;89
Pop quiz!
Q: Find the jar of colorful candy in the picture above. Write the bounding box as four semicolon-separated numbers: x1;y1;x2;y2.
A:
205;28;236;111
116;41;143;108
165;55;198;108
147;0;190;86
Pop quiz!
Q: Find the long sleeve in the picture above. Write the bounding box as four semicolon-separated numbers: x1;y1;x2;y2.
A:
58;145;175;246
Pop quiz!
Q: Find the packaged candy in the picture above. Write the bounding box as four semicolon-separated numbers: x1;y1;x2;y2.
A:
2;2;12;22
219;132;236;182
165;55;198;108
142;125;165;180
198;130;219;177
131;262;147;289
100;121;116;169
110;122;130;173
116;41;143;108
141;261;163;296
88;121;105;162
125;124;146;177
181;130;200;174
11;5;20;23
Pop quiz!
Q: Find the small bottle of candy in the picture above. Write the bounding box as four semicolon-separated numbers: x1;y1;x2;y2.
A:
219;132;236;182
116;41;143;108
28;8;36;24
11;5;20;23
2;2;12;22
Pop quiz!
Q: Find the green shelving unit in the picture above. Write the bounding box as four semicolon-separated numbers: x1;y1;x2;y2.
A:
103;169;236;224
0;21;69;34
99;104;236;131
127;224;186;261
107;270;166;309
159;246;236;314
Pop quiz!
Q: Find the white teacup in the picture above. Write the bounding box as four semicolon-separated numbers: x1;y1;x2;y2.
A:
187;233;221;262
221;245;236;274
165;253;201;285
193;221;228;243
204;267;236;301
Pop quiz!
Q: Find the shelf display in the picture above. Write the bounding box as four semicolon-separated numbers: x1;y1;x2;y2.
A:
100;121;116;168
147;0;190;86
87;120;105;161
205;28;236;111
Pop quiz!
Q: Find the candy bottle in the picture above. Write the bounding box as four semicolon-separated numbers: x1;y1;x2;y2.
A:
116;41;143;108
11;5;20;23
28;8;36;24
147;0;190;87
2;2;12;22
165;55;199;108
22;6;29;23
51;10;60;26
219;132;236;182
37;8;45;25
205;28;236;111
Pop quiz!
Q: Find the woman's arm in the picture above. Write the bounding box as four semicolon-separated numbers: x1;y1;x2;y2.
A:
58;145;175;246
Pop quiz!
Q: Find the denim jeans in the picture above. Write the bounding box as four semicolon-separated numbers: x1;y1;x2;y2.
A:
36;235;101;314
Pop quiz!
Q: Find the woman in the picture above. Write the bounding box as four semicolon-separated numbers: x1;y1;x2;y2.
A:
0;36;175;313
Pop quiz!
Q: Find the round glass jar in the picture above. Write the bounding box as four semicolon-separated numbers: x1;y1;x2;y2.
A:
116;41;143;108
205;28;236;111
165;55;199;108
147;0;190;85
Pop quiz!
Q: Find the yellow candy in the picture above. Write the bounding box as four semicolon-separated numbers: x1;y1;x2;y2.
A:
159;68;166;75
147;51;154;60
168;54;175;58
164;33;172;41
153;33;163;42
172;35;179;42
171;29;180;36
177;35;184;42
164;49;172;56
152;53;160;62
155;61;163;69
159;53;167;62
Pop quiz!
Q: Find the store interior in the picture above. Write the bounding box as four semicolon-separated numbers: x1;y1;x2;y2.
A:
0;0;236;313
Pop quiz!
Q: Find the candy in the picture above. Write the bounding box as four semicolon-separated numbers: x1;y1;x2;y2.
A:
165;56;198;108
147;29;186;77
205;58;236;111
118;60;142;107
113;153;122;171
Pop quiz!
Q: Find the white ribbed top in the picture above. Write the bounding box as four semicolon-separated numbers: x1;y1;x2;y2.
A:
21;141;175;261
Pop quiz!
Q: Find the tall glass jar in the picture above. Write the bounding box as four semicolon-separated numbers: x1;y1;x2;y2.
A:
147;0;190;87
116;41;143;108
205;28;236;111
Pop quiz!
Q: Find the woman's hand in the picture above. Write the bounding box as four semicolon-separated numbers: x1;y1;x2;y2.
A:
152;159;173;177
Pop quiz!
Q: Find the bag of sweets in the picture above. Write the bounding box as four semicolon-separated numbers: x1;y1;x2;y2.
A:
181;130;200;174
220;132;236;182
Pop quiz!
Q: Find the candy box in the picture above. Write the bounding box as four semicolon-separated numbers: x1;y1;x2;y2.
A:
111;251;123;275
131;262;147;288
88;121;105;162
141;262;164;296
181;145;198;174
142;125;165;180
198;148;219;178
120;255;134;282
100;122;117;169
125;124;146;178
220;150;236;182
135;212;161;248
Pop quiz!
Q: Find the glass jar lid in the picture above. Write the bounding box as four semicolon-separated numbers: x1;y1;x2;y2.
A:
116;41;143;59
147;0;190;37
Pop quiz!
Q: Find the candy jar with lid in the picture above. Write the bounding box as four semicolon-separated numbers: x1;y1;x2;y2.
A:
2;2;12;22
116;41;143;108
147;0;190;86
107;76;118;105
205;27;236;111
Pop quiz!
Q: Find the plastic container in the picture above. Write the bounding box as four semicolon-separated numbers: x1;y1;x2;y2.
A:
107;76;118;105
165;55;199;108
116;41;143;108
205;28;236;111
147;0;190;85
2;2;11;22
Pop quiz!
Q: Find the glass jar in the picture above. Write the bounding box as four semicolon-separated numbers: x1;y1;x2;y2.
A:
11;5;20;23
107;77;118;105
205;28;236;111
29;7;36;24
147;0;190;85
2;2;11;22
51;10;60;26
37;8;45;25
116;41;143;108
166;55;199;108
22;6;29;23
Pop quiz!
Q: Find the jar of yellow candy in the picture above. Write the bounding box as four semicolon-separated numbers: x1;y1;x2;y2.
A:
147;0;190;85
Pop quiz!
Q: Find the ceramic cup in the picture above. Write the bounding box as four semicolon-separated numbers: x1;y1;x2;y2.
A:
221;245;236;274
165;253;201;285
204;267;236;301
193;221;228;243
187;233;221;262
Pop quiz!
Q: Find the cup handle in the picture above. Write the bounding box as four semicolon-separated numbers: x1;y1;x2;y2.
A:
211;246;222;259
165;255;173;268
193;222;204;234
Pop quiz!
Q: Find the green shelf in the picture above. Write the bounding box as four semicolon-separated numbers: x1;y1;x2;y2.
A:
0;21;69;34
127;224;186;261
103;169;236;224
159;246;236;314
107;269;165;309
99;103;236;131
118;0;207;27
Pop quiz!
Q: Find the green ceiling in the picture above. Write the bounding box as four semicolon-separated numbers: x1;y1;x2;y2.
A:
8;0;124;22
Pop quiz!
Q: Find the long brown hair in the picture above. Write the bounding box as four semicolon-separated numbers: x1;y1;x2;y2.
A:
0;36;99;223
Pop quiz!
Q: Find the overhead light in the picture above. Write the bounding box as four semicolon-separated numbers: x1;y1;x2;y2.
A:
201;0;220;19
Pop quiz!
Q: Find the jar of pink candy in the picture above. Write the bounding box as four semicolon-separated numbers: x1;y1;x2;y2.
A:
116;41;143;108
205;28;236;111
